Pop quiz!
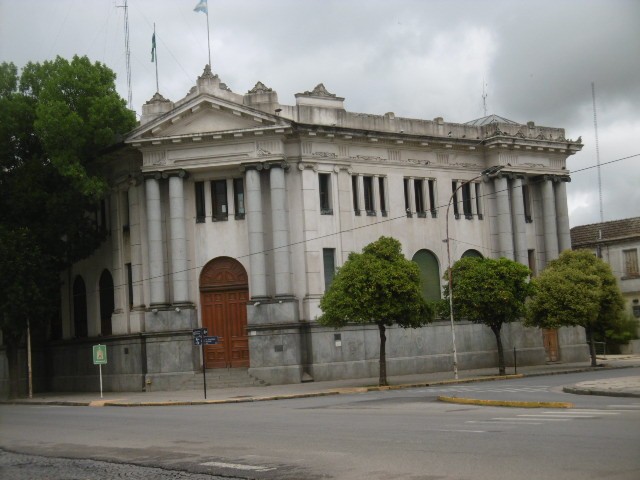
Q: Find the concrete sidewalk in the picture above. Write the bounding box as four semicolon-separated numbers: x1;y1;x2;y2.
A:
2;355;639;407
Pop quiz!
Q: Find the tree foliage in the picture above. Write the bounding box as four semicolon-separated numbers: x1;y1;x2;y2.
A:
318;236;434;386
0;57;135;396
526;249;625;366
443;256;532;375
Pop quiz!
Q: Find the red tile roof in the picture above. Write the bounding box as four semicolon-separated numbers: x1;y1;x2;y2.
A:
571;217;640;247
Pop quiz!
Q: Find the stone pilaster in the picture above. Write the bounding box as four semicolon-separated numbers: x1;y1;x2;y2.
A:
245;167;268;299
511;176;528;266
494;175;513;259
168;173;189;304
270;163;292;297
145;175;167;306
555;178;571;253
128;182;145;310
542;176;559;262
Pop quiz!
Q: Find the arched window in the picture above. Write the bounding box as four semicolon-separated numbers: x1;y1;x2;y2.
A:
73;276;88;338
412;249;441;301
462;249;483;259
99;269;114;336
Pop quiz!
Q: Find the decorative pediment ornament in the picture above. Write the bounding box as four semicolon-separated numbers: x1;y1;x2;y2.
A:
303;83;337;98
515;130;526;138
145;92;170;104
199;64;218;80
219;82;232;92
248;81;273;94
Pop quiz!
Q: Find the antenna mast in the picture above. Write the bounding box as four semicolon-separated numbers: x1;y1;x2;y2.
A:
591;82;603;223
117;0;133;109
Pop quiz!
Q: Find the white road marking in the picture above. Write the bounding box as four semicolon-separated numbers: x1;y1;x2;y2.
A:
466;420;541;425
514;415;572;420
200;461;275;472
431;428;486;433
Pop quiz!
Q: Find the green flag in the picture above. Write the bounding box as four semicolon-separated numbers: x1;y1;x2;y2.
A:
151;32;156;62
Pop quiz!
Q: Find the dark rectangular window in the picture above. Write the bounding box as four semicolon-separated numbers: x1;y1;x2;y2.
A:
126;263;133;307
379;177;387;216
352;175;360;215
319;173;332;215
195;181;206;223
475;183;483;220
233;178;245;220
363;176;375;215
462;183;473;219
428;179;437;218
122;191;130;232
323;248;336;291
404;178;412;217
452;181;460;219
211;179;228;221
522;184;532;223
415;179;426;217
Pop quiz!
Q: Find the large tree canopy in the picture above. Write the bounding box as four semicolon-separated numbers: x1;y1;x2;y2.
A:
0;56;135;396
526;249;625;366
443;256;532;375
318;236;434;386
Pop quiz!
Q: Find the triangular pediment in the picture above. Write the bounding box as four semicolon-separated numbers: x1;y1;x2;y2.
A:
126;94;289;143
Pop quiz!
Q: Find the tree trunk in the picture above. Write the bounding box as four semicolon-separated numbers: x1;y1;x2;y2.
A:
491;325;506;376
585;326;598;367
378;323;387;386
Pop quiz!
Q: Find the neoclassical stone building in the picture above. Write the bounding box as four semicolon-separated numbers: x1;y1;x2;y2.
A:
52;66;587;391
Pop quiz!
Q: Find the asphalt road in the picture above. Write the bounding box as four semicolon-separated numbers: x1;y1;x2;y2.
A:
1;368;639;479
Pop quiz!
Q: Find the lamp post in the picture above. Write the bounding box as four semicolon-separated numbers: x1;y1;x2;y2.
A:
445;165;504;379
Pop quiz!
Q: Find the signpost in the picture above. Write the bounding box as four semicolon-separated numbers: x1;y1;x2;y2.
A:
92;344;107;398
193;328;210;398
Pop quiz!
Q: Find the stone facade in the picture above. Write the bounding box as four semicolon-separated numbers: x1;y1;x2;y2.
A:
27;66;590;392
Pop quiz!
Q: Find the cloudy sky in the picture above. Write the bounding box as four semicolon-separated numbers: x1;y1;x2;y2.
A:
1;0;638;227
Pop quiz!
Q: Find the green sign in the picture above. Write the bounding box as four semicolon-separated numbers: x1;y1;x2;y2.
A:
93;344;107;365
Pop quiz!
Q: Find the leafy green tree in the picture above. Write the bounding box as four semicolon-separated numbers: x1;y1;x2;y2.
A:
0;57;135;397
526;250;625;366
318;237;434;386
443;257;532;375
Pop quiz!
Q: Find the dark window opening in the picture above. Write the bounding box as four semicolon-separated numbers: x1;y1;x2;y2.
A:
452;181;460;219
233;178;245;220
379;177;387;216
363;176;375;215
428;179;437;218
319;173;333;215
522;184;532;223
323;248;336;291
415;179;426;217
73;276;88;338
352;176;360;215
99;270;114;336
475;183;483;220
211;179;228;221
195;181;206;223
462;183;473;219
126;263;133;308
404;178;412;217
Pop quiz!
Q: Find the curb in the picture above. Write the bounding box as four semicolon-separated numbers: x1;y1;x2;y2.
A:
562;387;640;399
438;395;573;408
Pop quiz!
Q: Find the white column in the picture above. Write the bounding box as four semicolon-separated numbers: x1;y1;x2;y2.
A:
338;168;355;262
357;174;365;215
169;174;189;304
494;175;513;259
372;175;380;214
145;176;166;306
407;177;415;216
470;182;478;217
270;164;292;297
555;179;571;253
542;176;559;262
128;183;144;309
246;167;267;299
511;176;528;266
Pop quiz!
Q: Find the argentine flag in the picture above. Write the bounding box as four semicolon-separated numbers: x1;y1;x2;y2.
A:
194;0;208;14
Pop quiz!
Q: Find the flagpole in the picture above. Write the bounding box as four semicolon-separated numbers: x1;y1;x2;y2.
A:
154;23;159;92
206;9;211;67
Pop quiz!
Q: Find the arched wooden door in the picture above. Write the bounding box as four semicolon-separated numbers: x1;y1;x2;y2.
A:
199;257;250;368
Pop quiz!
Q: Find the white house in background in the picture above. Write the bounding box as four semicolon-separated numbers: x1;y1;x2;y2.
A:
571;217;640;337
50;65;587;391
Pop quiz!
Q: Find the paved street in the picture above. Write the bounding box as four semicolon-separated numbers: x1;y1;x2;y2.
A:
1;368;639;479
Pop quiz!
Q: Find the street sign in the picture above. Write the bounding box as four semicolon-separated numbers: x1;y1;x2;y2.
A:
203;336;219;345
192;328;208;346
93;344;107;365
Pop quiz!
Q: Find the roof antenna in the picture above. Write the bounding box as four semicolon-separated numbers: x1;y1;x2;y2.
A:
116;0;133;110
482;78;488;117
592;82;604;223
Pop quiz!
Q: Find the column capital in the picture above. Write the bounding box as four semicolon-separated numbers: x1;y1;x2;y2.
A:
241;161;290;172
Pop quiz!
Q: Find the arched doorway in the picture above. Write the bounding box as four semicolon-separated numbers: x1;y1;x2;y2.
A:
199;257;250;368
99;269;114;336
412;250;441;301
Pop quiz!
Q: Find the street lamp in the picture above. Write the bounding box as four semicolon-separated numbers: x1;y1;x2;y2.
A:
445;165;504;379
